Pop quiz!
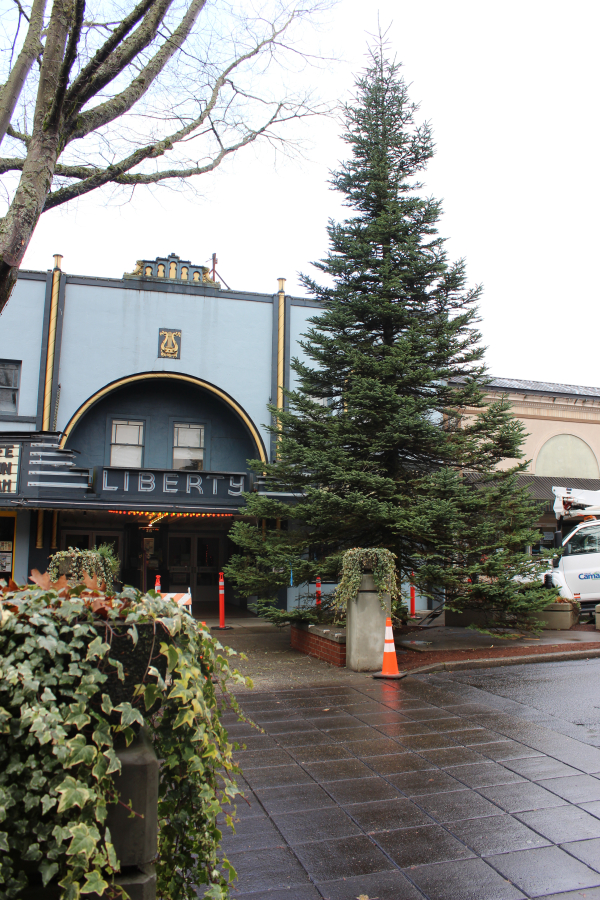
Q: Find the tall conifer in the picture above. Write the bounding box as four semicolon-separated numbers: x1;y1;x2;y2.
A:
226;42;553;626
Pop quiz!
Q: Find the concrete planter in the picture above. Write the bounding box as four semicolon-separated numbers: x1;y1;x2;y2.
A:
446;602;579;631
346;573;391;672
290;622;346;666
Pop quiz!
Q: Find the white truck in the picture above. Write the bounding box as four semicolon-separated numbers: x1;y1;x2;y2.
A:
545;486;600;613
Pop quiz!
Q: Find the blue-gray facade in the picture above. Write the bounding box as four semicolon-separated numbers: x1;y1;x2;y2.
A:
0;253;319;607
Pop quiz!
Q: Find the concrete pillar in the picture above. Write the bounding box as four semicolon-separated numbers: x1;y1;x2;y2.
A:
346;573;391;671
596;603;600;631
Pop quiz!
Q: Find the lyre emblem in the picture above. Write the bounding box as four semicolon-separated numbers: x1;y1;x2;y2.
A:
158;328;182;359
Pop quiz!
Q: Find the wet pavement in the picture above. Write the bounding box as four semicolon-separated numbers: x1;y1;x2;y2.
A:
396;627;600;653
219;666;600;899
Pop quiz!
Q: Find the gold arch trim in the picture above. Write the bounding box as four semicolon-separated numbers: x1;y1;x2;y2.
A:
59;372;267;462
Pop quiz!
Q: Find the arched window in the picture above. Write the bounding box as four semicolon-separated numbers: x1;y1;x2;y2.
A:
181;267;188;280
169;261;177;278
193;271;200;282
535;434;599;478
157;264;165;277
144;266;152;276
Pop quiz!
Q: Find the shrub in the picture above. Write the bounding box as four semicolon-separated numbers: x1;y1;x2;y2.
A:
0;581;249;900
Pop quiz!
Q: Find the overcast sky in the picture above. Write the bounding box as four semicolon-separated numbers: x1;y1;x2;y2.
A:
20;0;600;388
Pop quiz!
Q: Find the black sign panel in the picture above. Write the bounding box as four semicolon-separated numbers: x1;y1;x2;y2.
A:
94;467;245;506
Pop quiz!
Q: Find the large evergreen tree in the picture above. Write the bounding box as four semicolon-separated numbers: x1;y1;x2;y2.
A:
226;42;553;627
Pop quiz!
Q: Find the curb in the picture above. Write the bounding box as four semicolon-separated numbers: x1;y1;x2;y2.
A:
396;646;600;678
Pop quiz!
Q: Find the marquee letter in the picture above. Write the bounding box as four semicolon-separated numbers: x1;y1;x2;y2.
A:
228;476;244;496
211;475;224;495
163;473;179;493
186;474;203;494
102;469;118;491
124;471;129;492
139;472;156;492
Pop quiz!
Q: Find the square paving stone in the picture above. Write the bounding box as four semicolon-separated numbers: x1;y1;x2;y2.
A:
325;776;400;805
377;823;476;867
344;737;402;756
220;791;266;820
272;806;361;845
335;702;387;715
301;758;375;782
443;762;526;789
293;834;394;881
403;708;460;721
582;801;600;820
415;788;503;822
503;756;583;780
489;845;600;897
263;720;319;735
250;710;305;723
476;741;544;762
300;715;357;729
533;890;600;900
225;846;310;893
478;781;569;813
243;765;315;790
396;732;458;750
419;747;487;767
406;856;526;900
537;774;600;804
364;751;435;776
447;814;551;856
561;838;600;872
220;816;284;853
320;725;375;742
234;734;281;751
428;718;482;733
348;797;435;832
376;721;435;737
448;728;506;745
316;869;426;899
234;749;295;770
232;887;322;900
389;769;465;796
516;806;600;843
356;711;416;725
275;730;335;748
288;744;352;764
256;783;336;815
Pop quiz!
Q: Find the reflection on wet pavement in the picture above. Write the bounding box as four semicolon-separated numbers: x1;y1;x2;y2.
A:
218;668;600;898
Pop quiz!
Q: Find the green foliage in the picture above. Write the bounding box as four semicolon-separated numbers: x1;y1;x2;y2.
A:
47;545;120;592
226;40;552;632
333;549;401;615
0;582;249;899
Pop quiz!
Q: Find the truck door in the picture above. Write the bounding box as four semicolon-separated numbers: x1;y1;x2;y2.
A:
562;524;600;599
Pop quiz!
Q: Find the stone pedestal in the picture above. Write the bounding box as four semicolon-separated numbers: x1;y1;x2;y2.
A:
346;573;391;671
596;603;600;631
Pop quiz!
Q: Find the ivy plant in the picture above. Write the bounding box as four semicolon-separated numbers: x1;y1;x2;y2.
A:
332;548;402;618
0;580;250;900
46;545;120;592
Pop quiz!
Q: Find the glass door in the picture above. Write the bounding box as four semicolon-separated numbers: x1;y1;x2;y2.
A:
196;537;220;603
168;535;193;594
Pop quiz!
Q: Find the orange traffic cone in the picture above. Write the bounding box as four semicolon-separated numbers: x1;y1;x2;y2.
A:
373;617;405;679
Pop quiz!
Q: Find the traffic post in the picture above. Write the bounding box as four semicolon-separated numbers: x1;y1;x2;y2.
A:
316;576;322;609
211;571;232;630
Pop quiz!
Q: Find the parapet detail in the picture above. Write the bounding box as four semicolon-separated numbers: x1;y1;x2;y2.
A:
124;253;220;288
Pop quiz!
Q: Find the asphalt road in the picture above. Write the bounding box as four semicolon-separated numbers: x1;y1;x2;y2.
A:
434;659;600;748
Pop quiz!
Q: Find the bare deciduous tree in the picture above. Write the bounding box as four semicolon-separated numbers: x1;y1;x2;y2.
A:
0;0;327;310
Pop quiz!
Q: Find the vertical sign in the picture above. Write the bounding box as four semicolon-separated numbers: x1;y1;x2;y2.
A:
0;445;20;494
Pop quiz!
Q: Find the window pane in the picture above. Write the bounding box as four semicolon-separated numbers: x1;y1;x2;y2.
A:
568;526;600;555
111;444;143;467
94;536;119;556
174;423;203;448
173;447;203;470
112;421;143;445
0;389;17;413
65;533;90;550
0;365;18;388
169;537;192;567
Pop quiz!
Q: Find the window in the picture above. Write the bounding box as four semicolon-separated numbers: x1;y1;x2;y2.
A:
535;434;599;479
173;423;204;470
566;525;600;556
110;420;144;467
0;362;20;414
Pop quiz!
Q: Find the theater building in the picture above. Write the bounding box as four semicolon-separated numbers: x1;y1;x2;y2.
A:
0;253;318;610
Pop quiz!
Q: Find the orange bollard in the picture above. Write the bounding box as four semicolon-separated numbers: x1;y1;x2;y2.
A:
155;574;161;592
410;573;416;617
316;576;322;608
373;617;404;679
211;571;232;630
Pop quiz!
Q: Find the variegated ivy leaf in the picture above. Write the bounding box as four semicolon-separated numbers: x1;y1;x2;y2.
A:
56;776;94;813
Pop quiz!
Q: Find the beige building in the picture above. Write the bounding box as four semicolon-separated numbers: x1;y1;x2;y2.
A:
469;377;600;542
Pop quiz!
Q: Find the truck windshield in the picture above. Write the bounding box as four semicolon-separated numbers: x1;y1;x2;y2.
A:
566;525;600;555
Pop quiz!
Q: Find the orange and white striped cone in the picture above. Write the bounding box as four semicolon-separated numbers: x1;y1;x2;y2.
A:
373;616;405;679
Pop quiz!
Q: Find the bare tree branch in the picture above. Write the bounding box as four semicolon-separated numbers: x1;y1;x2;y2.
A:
0;0;47;146
45;0;85;130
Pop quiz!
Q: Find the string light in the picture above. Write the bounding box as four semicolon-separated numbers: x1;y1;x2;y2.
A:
108;510;233;518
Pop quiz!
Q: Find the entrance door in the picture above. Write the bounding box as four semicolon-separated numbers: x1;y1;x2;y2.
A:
562;524;600;600
168;535;193;594
167;534;222;603
196;537;220;603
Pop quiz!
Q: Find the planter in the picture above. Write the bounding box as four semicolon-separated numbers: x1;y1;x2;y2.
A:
445;602;579;631
290;622;346;667
346;573;390;671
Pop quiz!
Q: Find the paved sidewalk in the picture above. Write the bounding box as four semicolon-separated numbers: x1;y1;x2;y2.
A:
219;673;600;900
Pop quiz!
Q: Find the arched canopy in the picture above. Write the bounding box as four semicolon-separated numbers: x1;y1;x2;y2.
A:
59;371;267;464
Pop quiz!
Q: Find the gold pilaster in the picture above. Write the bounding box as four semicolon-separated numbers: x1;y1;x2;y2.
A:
42;254;62;431
36;510;44;549
51;511;58;550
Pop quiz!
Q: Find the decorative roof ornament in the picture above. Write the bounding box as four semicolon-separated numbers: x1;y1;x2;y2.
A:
124;253;220;287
